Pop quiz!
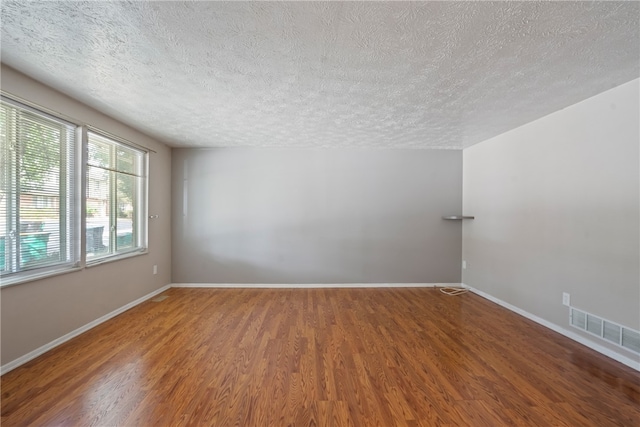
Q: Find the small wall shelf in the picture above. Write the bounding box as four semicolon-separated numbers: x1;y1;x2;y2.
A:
442;216;475;220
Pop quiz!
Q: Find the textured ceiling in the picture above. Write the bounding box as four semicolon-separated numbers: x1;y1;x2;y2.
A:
1;1;638;149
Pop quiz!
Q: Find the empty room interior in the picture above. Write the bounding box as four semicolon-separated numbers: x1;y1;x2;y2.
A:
1;1;639;426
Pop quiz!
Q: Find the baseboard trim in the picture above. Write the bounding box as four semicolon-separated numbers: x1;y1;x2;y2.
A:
171;283;461;289
0;284;171;375
463;284;640;371
10;283;633;376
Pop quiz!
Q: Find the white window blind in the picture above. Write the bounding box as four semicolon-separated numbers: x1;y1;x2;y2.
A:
86;131;146;261
0;97;78;280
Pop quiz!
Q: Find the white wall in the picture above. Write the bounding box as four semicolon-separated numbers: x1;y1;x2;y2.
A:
172;148;462;284
463;79;639;361
0;65;173;366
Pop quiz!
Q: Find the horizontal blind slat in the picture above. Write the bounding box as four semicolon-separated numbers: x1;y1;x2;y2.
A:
1;98;78;278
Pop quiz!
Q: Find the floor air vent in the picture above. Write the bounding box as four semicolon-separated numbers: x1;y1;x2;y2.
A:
570;307;640;354
151;295;169;302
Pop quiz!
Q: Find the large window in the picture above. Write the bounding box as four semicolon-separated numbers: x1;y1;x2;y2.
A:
0;96;149;285
86;131;147;261
0;98;78;280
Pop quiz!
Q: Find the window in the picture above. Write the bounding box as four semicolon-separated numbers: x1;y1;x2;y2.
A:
34;195;57;209
0;97;78;280
0;95;148;285
86;131;147;261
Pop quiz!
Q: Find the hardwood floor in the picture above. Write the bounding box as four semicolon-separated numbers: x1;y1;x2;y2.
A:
1;288;639;426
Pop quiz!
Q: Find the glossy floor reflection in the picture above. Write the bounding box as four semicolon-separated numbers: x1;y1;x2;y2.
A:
1;288;638;426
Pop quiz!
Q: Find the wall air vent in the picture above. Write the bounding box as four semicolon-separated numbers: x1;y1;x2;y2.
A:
570;307;640;355
603;321;621;345
586;314;602;335
571;309;586;330
622;328;640;354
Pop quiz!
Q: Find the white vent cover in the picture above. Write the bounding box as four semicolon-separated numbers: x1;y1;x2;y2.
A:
603;321;621;344
570;307;640;354
622;328;640;354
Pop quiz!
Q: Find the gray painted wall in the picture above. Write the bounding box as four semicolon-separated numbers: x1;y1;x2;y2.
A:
0;65;173;366
172;148;462;284
463;79;639;359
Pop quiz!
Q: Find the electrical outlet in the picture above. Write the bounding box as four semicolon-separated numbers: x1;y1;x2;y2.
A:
462;260;467;269
562;292;570;306
153;265;158;275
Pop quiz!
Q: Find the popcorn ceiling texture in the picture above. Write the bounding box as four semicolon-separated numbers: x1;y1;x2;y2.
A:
1;1;638;149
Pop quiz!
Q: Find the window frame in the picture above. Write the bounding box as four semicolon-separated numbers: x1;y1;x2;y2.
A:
84;127;149;266
0;93;150;287
0;96;81;286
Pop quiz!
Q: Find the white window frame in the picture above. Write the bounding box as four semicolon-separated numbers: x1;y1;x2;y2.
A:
0;96;81;286
84;127;148;266
0;94;151;287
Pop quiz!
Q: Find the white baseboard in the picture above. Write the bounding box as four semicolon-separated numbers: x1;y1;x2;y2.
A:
463;284;640;372
8;282;634;376
0;284;171;375
171;282;461;289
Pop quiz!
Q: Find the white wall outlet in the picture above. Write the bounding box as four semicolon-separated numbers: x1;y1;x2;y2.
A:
153;265;158;275
562;292;570;306
462;260;467;269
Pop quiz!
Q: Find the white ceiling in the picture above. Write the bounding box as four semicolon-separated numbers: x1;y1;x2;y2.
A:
1;1;638;149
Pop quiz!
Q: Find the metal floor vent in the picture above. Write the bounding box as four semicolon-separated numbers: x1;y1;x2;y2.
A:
151;295;169;303
570;307;640;354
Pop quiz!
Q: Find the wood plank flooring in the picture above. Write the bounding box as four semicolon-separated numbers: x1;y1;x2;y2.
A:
1;288;639;426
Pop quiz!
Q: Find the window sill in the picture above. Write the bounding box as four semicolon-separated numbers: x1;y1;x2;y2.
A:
0;249;149;288
0;264;83;289
85;248;148;268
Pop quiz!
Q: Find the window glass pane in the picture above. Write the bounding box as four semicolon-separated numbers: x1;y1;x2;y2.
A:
0;105;12;273
116;146;136;174
86;165;110;258
18;114;62;269
116;173;135;251
87;136;111;169
1;97;78;282
86;131;146;262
